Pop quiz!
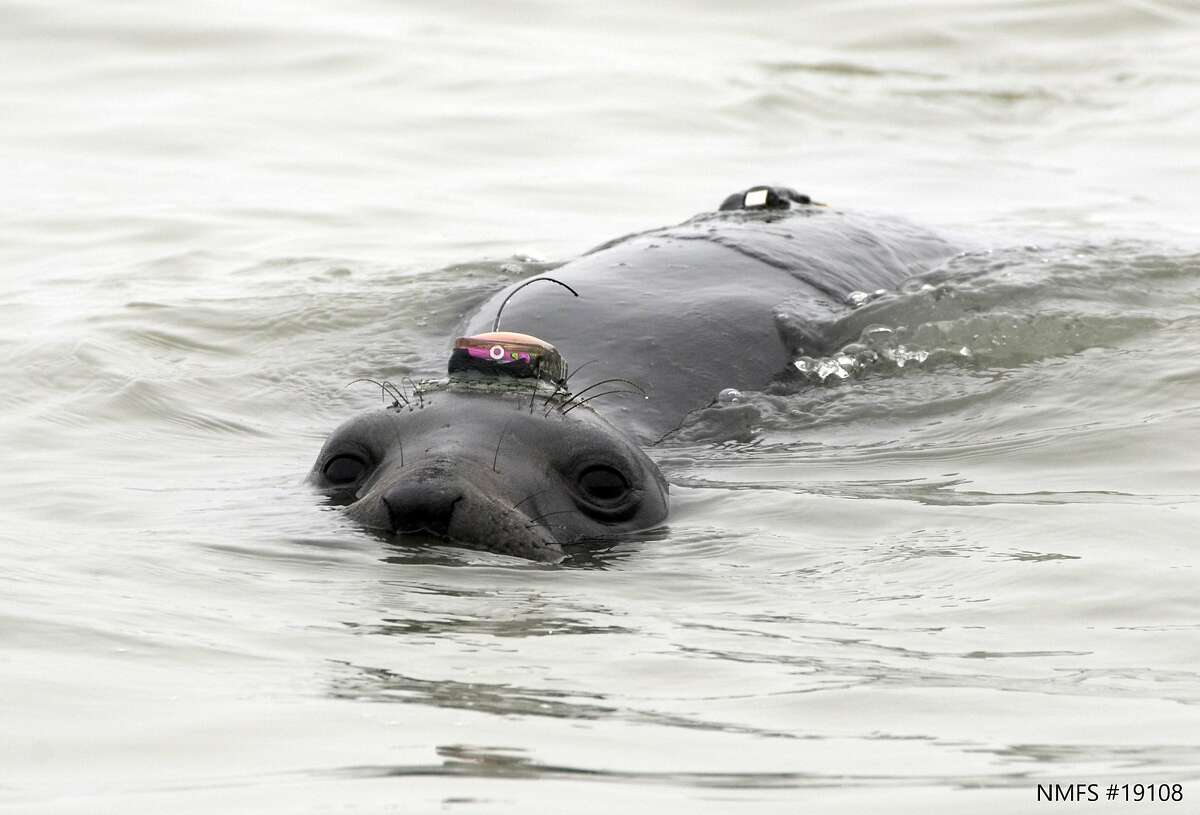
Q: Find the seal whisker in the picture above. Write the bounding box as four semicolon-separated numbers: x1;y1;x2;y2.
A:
381;381;409;408
559;378;647;413
540;380;572;417
560;389;647;414
493;419;513;473
401;377;426;408
524;508;586;527
344;377;410;408
564;359;599;385
512;487;552;511
528;375;540;414
388;423;405;470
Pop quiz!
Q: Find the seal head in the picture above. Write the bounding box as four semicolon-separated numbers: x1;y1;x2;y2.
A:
309;382;668;563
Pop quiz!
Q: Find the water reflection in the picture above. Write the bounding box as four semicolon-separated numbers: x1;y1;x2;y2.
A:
330;661;803;740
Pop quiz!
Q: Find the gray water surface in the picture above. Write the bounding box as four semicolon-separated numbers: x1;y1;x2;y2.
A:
3;2;1200;812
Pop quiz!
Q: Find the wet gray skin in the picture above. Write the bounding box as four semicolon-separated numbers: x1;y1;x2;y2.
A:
311;186;960;561
309;387;669;562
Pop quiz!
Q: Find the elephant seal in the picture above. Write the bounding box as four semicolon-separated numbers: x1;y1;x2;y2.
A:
310;185;959;561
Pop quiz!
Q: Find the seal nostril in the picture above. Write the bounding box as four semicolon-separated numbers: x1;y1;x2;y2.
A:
381;482;463;536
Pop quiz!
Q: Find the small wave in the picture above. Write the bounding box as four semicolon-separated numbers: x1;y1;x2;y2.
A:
785;243;1198;385
666;242;1200;444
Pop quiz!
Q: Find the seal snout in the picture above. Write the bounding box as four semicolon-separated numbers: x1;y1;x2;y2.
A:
382;481;463;536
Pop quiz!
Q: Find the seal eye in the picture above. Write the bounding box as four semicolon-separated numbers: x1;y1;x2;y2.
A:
323;454;367;486
577;465;630;504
